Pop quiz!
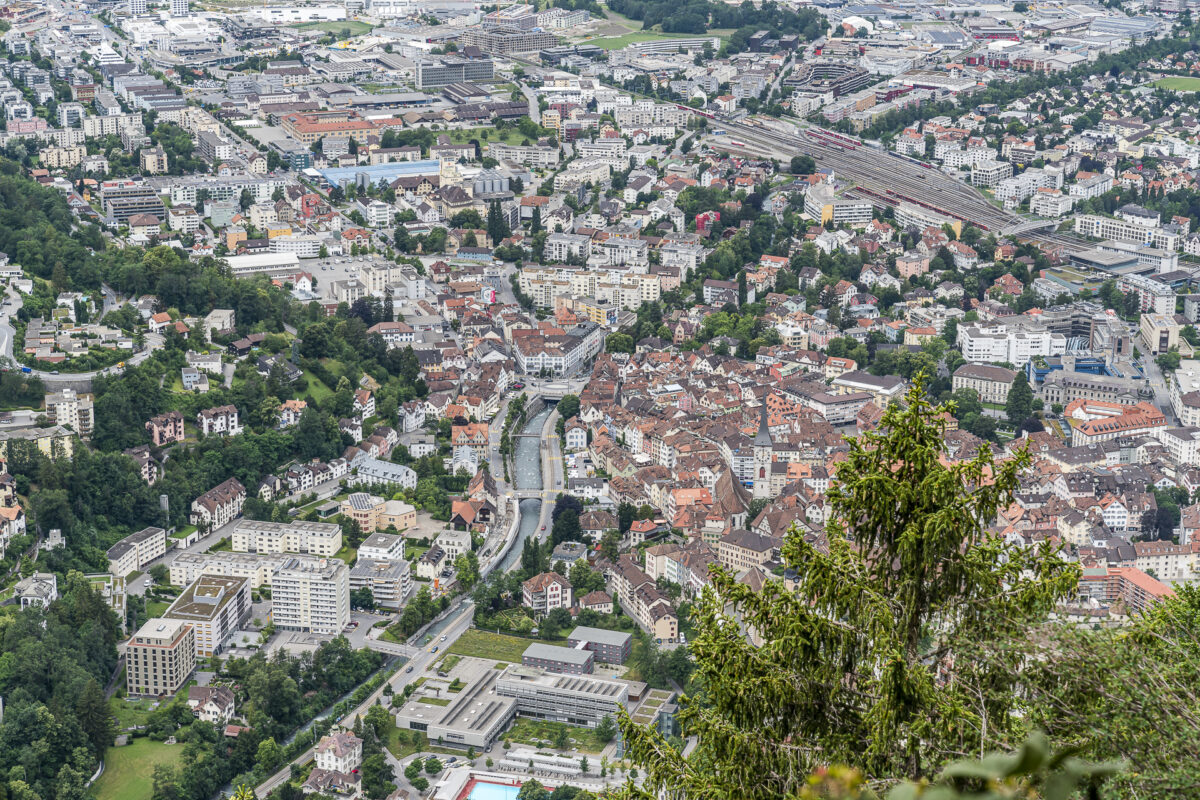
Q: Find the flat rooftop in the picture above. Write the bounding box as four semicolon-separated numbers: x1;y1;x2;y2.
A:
395;657;517;736
567;626;631;647
498;664;626;698
523;642;592;665
165;574;247;622
314;159;441;186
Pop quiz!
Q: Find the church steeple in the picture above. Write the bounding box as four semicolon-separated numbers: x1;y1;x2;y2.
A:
754;400;772;447
752;400;773;499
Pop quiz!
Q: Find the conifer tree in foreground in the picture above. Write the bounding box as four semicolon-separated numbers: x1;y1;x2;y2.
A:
617;378;1080;798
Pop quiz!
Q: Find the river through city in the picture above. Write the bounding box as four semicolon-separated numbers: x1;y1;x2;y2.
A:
496;403;552;573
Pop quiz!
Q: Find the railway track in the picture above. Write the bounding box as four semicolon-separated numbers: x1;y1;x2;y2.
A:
507;54;1086;252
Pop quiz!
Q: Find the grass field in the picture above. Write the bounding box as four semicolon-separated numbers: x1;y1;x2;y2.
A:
587;30;724;50
446;629;540;663
302;370;333;404
291;20;373;36
335;545;358;566
385;725;426;758
445;126;534;147
108;696;163;730
92;739;183;800
1155;77;1200;91
146;600;171;617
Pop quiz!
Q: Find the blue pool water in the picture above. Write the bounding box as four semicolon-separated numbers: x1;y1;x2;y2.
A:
469;783;521;800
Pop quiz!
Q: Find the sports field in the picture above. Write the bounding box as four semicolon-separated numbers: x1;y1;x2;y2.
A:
1155;77;1200;91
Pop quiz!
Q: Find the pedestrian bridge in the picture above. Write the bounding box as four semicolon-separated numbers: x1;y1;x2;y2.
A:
1002;219;1058;236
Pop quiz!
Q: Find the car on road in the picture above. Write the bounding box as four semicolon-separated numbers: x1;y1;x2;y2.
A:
431;646;439;653
541;525;546;531
440;635;447;642
405;665;414;673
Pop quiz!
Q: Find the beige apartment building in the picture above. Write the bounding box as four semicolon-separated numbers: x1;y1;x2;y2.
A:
126;618;196;696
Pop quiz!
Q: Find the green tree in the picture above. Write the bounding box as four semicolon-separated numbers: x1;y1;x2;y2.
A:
74;678;115;754
256;737;283;772
517;779;550;800
557;394;580;421
454;551;481;588
424;756;442;775
1005;370;1034;427
789;154;815;174
606;333;634;353
595;714;617;743
486;200;510;245
551;508;581;546
616;378;1078;796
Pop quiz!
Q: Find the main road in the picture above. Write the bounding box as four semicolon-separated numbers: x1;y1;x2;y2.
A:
253;603;476;799
0;284;163;383
253;396;566;797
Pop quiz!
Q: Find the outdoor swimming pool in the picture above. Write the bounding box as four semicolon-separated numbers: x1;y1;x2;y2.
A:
468;782;521;800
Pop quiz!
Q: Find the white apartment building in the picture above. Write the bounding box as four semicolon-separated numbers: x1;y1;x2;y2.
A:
1118;273;1176;315
270;234;323;258
970;159;1013;188
45;388;94;439
357;531;405;561
271;557;350;634
575;137;627;167
168;207;201;234
356;199;393;228
231;519;342;557
1030;188;1075;218
545;232;590;262
170;551;295;589
592;236;649;268
1155;427;1200;467
942;146;997;168
956;323;1067;364
197;405;242;436
1069;174;1114;199
554;157;610;191
349;558;412;609
189;477;246;530
487;142;559;167
1074;214;1181;251
107;526;167;577
994;167;1061;210
81;112;143;139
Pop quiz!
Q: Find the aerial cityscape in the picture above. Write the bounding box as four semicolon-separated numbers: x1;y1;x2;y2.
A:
0;0;1199;796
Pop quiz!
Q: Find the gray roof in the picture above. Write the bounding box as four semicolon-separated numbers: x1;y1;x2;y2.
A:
568;626;632;647
523;642;593;665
